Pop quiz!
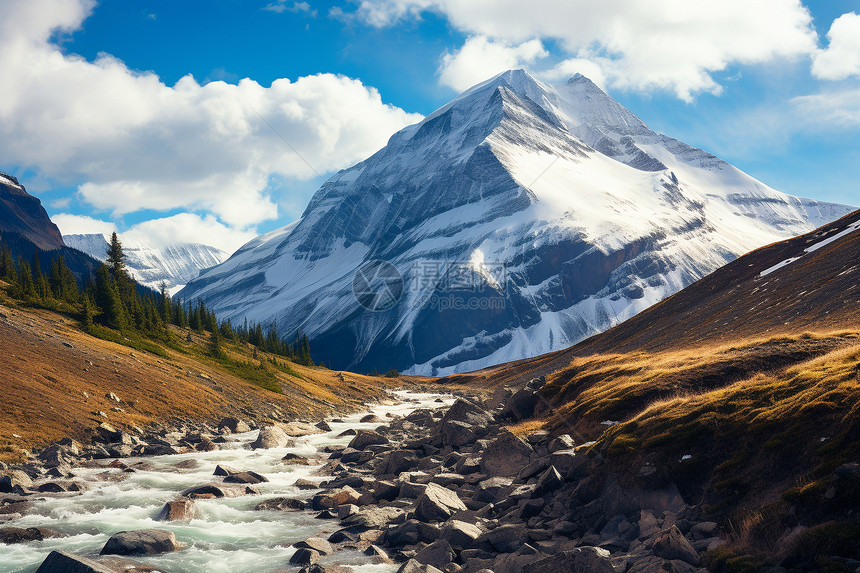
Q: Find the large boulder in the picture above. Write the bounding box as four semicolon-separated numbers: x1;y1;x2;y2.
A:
480;430;533;477
440;399;493;427
653;525;700;565
279;421;325;437
294;537;333;555
499;388;538;421
100;529;181;556
439;420;479;448
250;426;293;449
480;523;528;553
348;429;389;450
530;547;616;573
0;470;32;492
547;434;575;453
35;551;114;573
440;520;482;549
374;449;417;475
533;466;564;497
289;547;320;566
396;560;443;573
154;500;196;522
0;527;61;544
224;471;268;484
414;539;455;569
415;483;467;522
218;417;250;434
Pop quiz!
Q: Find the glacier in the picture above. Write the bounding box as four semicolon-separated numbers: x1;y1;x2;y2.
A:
178;70;853;375
65;233;228;294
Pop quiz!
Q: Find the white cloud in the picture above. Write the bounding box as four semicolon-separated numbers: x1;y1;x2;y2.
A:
356;0;818;100
0;0;421;240
264;1;317;16
123;214;256;254
791;88;860;126
52;213;116;238
812;12;860;80
439;36;548;91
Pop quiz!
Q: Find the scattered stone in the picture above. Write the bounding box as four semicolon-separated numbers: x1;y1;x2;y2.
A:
250;426;293;449
653;525;701;566
348;429;389;450
35;550;114;573
224;471;269;484
530;547;616;573
415;483;467;522
218;417;251;434
154;500;196;522
480;430;533;477
255;497;306;511
414;539;455;569
213;464;239;477
289;547;320;566
100;529;181;556
0;526;61;543
295;537;334;555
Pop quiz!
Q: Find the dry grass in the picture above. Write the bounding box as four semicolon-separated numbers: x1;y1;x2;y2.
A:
0;301;434;463
505;419;547;438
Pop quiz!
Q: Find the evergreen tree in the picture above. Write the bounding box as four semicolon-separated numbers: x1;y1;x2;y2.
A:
94;265;127;330
159;281;172;324
106;232;127;281
32;255;50;300
81;296;95;330
0;243;16;283
209;327;224;359
17;258;36;299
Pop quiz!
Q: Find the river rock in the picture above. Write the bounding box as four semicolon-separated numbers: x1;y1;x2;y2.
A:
533;465;564;496
653;525;700;565
312;485;362;509
480;430;533;477
375;449;418;475
279;421;325;437
397;560;444;573
386;519;442;546
480;523;528;553
224;471;269;484
530;547;616;573
348;429;389;450
180;483;259;498
289;547;320;565
499;387;538;421
440;520;482;549
154;500;196;521
213;464;239;477
218;417;250;434
414;539;455;569
0;470;32;492
35;550;114;573
0;526;61;543
255;497;306;511
295;537;334;555
415;483;467;522
341;506;406;530
250;426;293;449
100;529;181;556
547;434;575;453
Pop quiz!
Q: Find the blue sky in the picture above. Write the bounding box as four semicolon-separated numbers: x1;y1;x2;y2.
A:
0;0;858;252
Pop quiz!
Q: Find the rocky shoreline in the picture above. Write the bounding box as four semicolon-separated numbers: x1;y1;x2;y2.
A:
0;381;741;572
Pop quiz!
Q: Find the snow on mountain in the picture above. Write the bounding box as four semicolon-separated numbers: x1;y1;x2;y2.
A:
64;233;228;294
178;70;853;375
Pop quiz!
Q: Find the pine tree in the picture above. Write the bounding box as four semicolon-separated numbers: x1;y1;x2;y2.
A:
159;281;172;324
17;258;36;299
209;327;224;359
81;296;95;330
94;266;127;331
0;244;16;284
106;232;127;281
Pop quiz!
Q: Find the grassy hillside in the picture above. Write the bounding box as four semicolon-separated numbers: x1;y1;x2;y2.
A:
0;296;429;464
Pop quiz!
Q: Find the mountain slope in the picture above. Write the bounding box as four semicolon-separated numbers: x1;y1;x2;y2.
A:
0;172;64;250
448;208;860;389
179;70;852;375
65;233;229;293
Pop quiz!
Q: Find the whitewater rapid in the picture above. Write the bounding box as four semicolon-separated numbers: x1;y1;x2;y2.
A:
0;391;454;573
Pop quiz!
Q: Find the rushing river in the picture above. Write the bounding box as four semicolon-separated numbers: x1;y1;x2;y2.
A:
0;391;455;573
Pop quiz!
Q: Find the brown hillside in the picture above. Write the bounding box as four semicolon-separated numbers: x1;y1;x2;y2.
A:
0;301;429;463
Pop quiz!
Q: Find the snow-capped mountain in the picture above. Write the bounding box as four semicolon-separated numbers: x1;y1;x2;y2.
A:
64;233;228;293
178;70;853;375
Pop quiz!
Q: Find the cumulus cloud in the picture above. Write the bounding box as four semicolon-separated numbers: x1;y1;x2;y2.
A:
53;213;116;238
812;12;860;80
0;0;421;240
354;0;818;100
122;214;256;254
439;37;548;91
